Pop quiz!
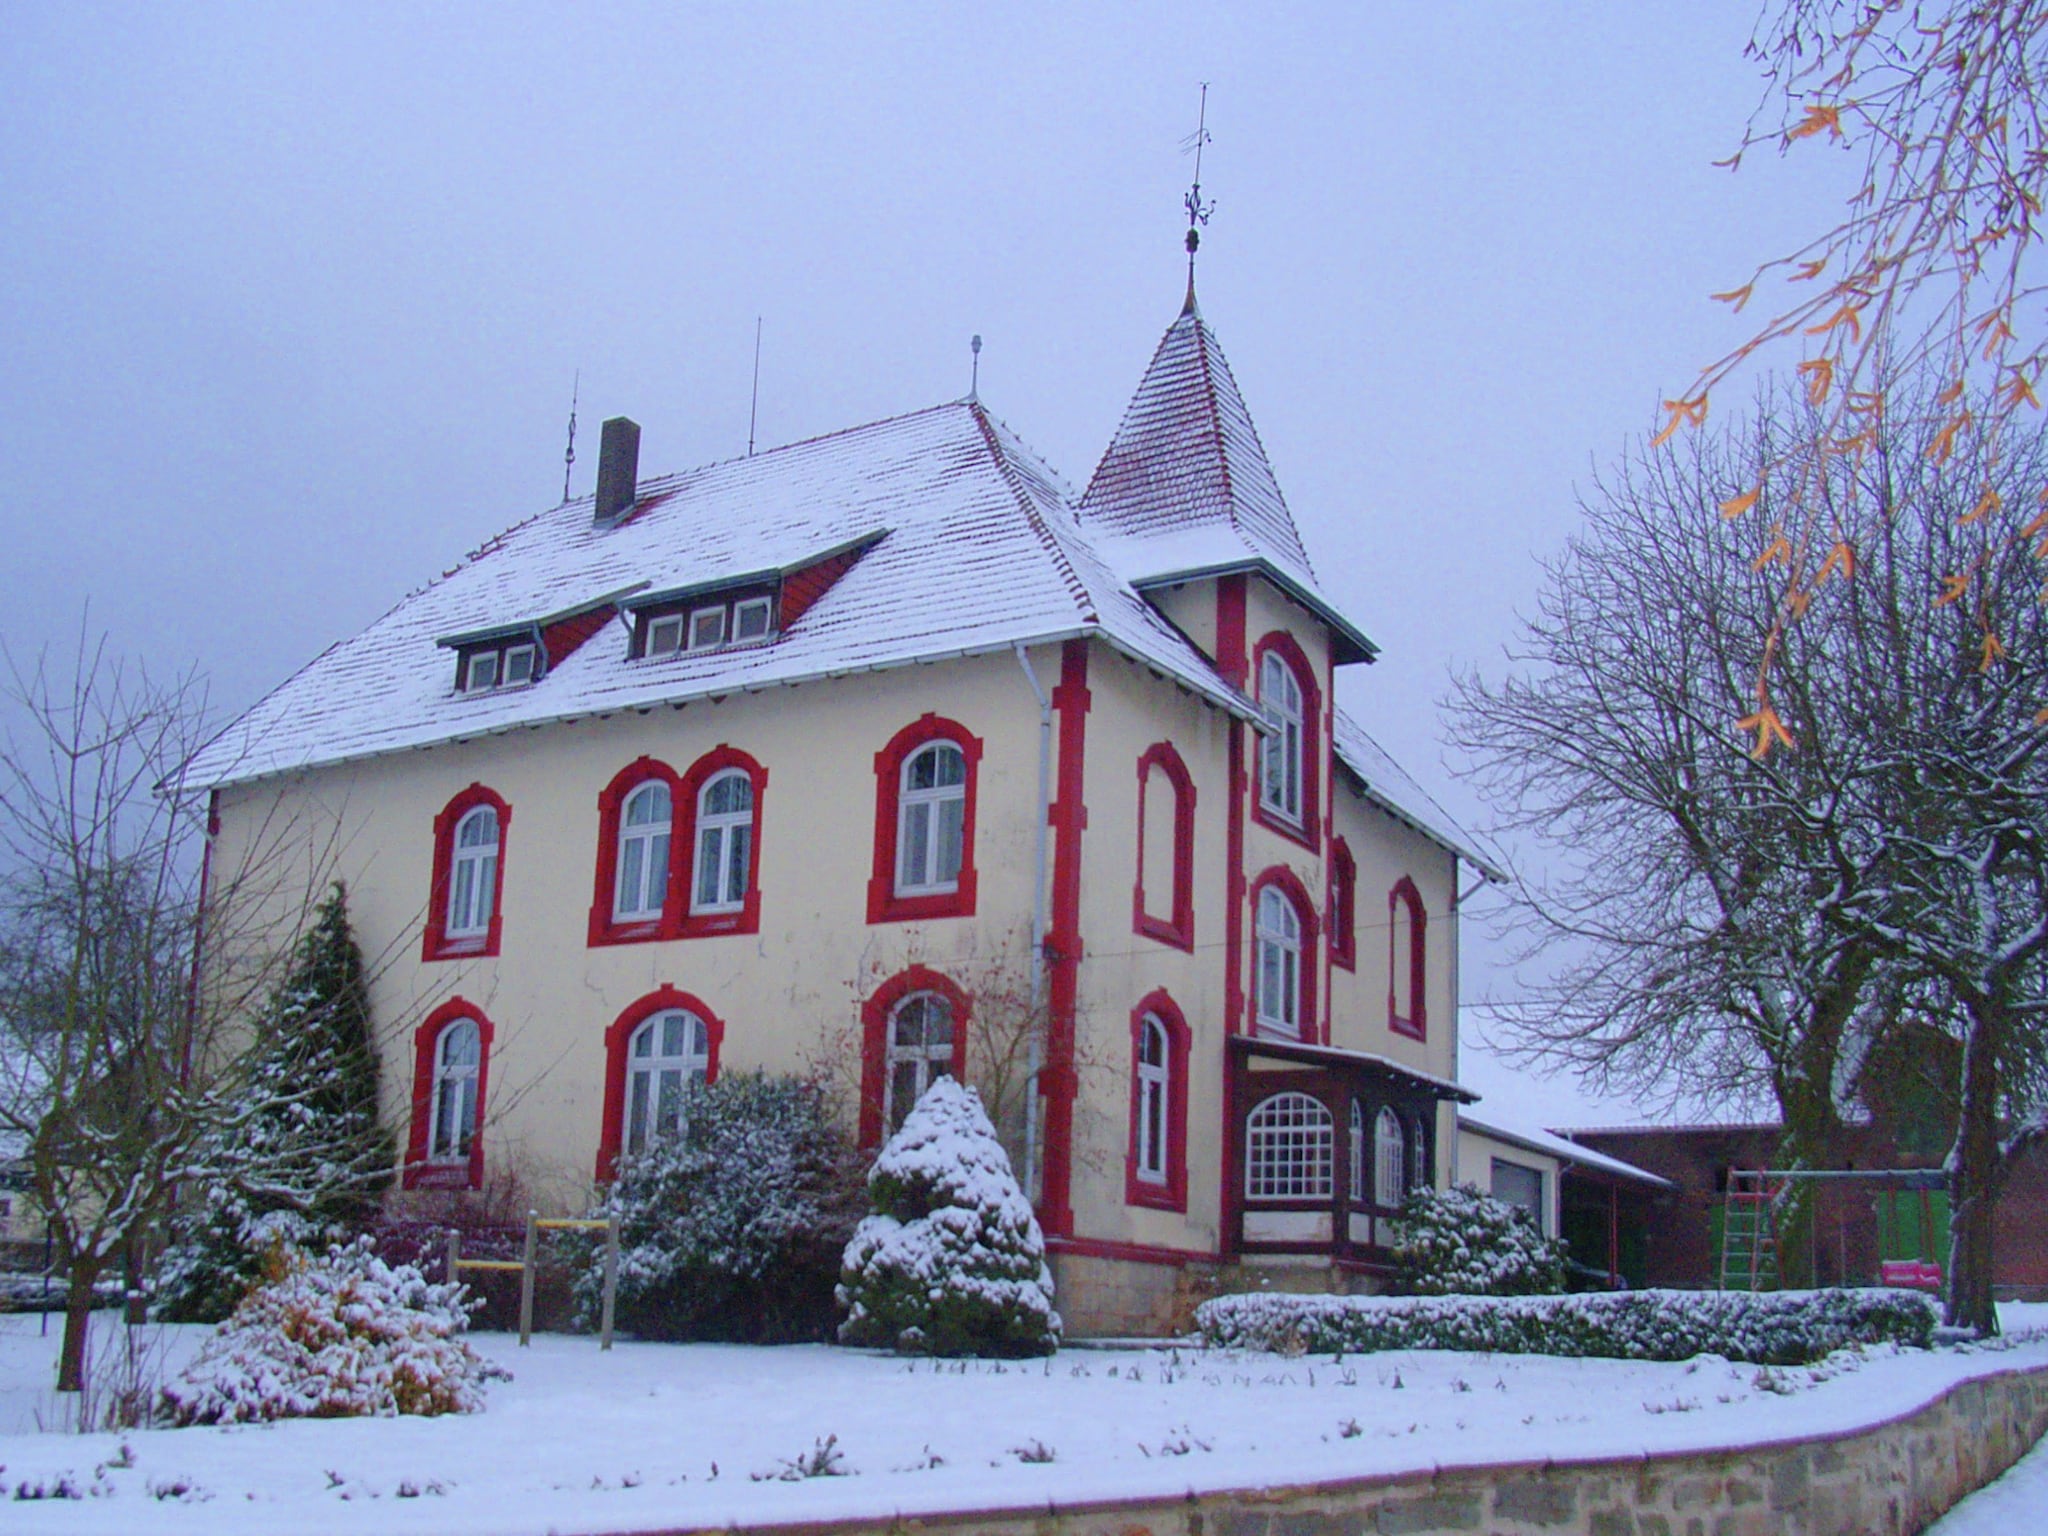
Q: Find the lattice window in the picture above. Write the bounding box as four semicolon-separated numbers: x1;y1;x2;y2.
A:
1246;1092;1333;1200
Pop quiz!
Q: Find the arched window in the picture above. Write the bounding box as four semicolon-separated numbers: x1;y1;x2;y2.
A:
1246;1092;1333;1200
1259;650;1305;825
898;743;966;894
869;716;982;924
1374;1106;1407;1209
405;999;495;1189
1256;884;1304;1038
429;1017;481;1162
1349;1099;1366;1204
1135;1016;1170;1184
425;786;510;960
614;782;672;921
623;1008;712;1157
1388;877;1428;1039
448;807;498;937
691;769;753;913
1133;743;1196;950
1410;1114;1431;1192
884;991;955;1134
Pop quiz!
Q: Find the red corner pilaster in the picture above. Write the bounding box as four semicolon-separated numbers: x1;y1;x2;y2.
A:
1038;638;1091;1237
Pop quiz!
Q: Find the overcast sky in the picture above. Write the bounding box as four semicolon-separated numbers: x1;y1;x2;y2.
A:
0;4;1851;1129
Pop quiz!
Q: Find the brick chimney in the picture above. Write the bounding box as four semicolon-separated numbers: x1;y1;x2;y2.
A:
593;416;641;527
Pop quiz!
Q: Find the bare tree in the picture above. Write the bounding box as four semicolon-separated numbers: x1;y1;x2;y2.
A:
0;634;353;1393
1669;3;2048;748
1454;382;2048;1329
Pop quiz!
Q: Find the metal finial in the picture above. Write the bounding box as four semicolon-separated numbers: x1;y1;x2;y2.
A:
970;334;982;400
748;317;763;458
563;370;579;503
1180;82;1215;308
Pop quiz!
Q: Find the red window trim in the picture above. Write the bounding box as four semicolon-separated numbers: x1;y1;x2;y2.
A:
857;964;971;1148
676;746;768;939
866;714;983;924
403;998;495;1190
1249;865;1321;1044
587;757;687;947
1250;631;1322;851
422;784;511;962
1125;990;1191;1212
1329;837;1358;971
1132;742;1196;951
1389;875;1428;1040
593;985;727;1181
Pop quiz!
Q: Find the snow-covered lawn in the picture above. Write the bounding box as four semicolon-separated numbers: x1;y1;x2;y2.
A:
0;1305;2043;1535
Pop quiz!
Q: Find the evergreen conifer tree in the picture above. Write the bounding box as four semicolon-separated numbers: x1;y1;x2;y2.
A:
837;1076;1059;1356
155;883;394;1321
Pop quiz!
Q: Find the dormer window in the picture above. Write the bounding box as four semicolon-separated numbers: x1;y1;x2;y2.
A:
631;588;778;659
457;638;540;693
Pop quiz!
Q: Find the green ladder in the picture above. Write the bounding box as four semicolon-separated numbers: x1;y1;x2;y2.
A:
1719;1170;1781;1291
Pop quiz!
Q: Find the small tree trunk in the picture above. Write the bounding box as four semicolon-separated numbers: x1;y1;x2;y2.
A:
56;1257;101;1394
1944;1015;2003;1337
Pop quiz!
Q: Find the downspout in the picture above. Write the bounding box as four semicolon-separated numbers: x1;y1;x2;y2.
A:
1015;643;1054;1205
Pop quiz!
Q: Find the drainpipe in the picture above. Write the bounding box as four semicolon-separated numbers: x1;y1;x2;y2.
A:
1014;643;1054;1204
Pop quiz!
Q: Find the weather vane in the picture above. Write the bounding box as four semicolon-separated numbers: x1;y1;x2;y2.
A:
1181;83;1215;306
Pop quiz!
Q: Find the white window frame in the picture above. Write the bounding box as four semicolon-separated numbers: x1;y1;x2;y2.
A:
884;992;954;1134
1374;1106;1407;1209
896;742;966;895
613;781;672;921
1349;1099;1366;1204
1491;1157;1546;1233
463;650;500;692
1258;651;1305;824
446;806;499;938
1246;1091;1333;1200
691;768;753;914
624;1009;711;1158
687;606;728;650
1135;1015;1170;1185
502;642;536;685
1255;885;1303;1038
733;595;773;641
647;614;685;657
428;1017;481;1162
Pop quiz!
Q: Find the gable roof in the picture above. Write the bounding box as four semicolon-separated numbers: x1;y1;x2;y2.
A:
1332;708;1504;881
184;400;1259;789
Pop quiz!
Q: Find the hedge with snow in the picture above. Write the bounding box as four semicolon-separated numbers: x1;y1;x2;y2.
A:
1196;1287;1937;1365
163;1239;505;1424
837;1077;1060;1356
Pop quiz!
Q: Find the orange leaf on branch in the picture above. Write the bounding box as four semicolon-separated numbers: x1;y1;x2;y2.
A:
1980;631;2008;672
1936;572;1973;607
1798;357;1835;404
1818;541;1856;583
1753;530;1794;572
1962;487;2003;525
1787;104;1844;141
1650;395;1708;449
1721;488;1761;520
1736;704;1797;758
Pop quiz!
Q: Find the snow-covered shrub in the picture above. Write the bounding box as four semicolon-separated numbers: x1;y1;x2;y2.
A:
837;1077;1059;1356
163;1238;504;1424
156;885;394;1323
1389;1182;1568;1296
1195;1286;1937;1365
579;1071;864;1343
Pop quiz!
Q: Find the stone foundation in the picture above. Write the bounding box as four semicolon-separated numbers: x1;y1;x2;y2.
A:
660;1360;2048;1536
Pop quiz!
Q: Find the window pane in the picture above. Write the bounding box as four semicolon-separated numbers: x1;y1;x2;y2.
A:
696;825;723;906
449;861;475;932
704;771;750;816
473;854;495;926
647;833;669;906
935;796;964;884
459;809;497;848
725;824;750;900
628;1073;649;1153
504;646;534;683
617;839;644;913
901;800;931;887
466;653;498;691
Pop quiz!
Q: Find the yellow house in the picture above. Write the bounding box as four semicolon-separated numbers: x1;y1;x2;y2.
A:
186;284;1501;1335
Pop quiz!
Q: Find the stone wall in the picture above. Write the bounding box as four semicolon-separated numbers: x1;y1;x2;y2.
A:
702;1360;2048;1536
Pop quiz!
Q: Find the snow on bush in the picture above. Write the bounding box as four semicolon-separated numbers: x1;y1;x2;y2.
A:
1389;1182;1568;1296
1196;1286;1938;1365
837;1077;1060;1356
163;1238;505;1424
578;1071;864;1343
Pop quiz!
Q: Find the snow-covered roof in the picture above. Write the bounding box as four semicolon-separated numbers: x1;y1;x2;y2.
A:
185;399;1262;788
1232;1035;1480;1104
1331;710;1505;882
1459;1112;1673;1189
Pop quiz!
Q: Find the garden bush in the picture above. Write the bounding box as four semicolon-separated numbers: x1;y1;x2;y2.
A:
163;1238;504;1424
837;1077;1060;1356
1389;1182;1568;1296
578;1071;864;1343
1195;1285;1938;1365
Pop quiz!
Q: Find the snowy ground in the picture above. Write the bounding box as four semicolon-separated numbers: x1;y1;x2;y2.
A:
0;1305;2044;1535
1925;1398;2048;1534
